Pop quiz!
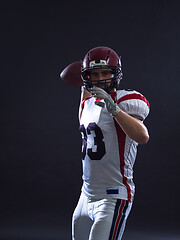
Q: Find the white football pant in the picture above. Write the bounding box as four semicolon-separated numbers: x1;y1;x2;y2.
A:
72;192;132;240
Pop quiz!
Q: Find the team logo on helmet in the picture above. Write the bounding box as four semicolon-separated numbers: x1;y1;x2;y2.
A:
89;60;107;67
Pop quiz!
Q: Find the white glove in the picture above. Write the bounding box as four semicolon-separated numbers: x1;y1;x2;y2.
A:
90;86;121;116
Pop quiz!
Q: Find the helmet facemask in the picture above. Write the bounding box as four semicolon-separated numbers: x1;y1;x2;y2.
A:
81;65;122;94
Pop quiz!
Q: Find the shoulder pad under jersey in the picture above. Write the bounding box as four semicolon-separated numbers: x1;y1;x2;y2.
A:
116;90;150;120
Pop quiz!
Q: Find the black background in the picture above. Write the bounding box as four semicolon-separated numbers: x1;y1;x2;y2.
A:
1;1;180;239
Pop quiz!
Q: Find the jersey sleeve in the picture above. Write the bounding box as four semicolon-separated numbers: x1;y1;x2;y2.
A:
117;90;150;121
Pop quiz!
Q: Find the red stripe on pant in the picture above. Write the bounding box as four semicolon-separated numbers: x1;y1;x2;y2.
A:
112;200;126;240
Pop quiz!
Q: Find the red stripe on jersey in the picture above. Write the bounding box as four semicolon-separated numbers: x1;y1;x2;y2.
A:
117;93;150;108
110;92;117;102
113;120;131;202
81;97;92;110
112;200;126;240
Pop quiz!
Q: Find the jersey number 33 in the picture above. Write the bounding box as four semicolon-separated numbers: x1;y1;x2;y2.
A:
80;122;106;161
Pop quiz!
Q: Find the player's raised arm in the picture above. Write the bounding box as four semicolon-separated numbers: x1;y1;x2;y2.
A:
78;86;92;122
60;61;87;122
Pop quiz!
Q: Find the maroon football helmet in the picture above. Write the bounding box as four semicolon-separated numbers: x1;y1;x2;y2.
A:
81;46;123;93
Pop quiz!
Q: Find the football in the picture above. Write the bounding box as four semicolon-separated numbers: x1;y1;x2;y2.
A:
60;61;83;86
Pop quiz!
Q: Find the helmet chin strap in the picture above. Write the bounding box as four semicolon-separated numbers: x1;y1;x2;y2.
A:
85;84;116;94
83;73;120;93
104;84;116;94
85;77;117;94
103;76;117;93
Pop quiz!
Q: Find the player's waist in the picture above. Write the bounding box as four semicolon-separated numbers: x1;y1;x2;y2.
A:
81;183;130;201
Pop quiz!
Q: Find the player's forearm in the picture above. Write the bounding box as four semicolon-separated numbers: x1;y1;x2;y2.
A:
114;110;149;144
79;87;92;122
81;86;92;101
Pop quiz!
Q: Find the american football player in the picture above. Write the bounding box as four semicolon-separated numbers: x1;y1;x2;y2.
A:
72;46;150;240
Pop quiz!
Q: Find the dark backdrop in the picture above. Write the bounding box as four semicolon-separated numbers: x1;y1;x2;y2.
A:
1;1;180;239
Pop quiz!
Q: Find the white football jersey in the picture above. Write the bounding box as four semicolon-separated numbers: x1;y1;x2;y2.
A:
79;89;150;202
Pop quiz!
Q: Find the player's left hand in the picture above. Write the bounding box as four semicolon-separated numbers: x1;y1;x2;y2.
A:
90;86;120;116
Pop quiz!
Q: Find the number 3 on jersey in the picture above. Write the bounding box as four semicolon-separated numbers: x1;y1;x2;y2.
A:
79;122;106;160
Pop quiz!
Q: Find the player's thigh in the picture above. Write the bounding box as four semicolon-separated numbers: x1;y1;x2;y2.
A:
89;199;132;240
72;214;93;240
72;193;93;240
89;216;113;240
89;198;116;240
